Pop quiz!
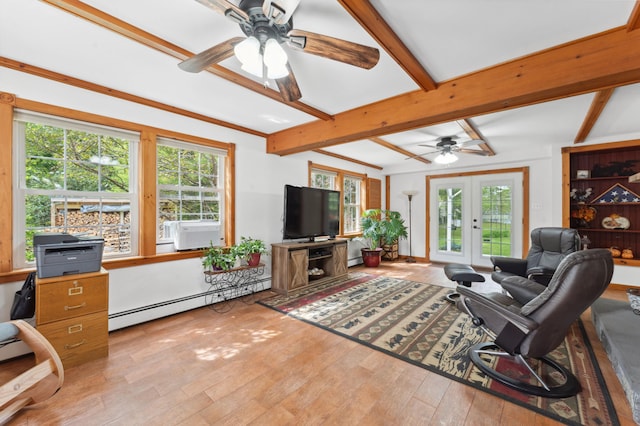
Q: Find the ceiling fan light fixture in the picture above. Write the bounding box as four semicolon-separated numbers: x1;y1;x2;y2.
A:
234;36;262;75
264;38;288;78
434;152;458;165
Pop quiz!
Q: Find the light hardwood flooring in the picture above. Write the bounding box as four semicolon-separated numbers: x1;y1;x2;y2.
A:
1;261;636;425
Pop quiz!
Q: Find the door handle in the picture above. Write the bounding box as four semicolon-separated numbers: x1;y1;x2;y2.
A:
473;225;480;229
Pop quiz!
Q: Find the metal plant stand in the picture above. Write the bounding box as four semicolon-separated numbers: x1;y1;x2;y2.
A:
203;263;266;313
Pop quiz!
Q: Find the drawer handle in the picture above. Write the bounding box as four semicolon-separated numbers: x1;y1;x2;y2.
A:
68;324;83;334
68;286;83;296
65;302;86;311
65;339;87;350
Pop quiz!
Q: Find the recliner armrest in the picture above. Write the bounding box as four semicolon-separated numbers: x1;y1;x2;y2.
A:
457;285;539;333
500;275;547;305
525;266;555;285
490;256;528;277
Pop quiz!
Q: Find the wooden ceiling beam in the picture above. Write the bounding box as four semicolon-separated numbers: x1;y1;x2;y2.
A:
574;88;615;143
369;137;432;165
338;0;437;91
40;0;332;121
0;57;267;137
267;27;640;155
627;1;640;31
456;119;495;155
312;149;383;170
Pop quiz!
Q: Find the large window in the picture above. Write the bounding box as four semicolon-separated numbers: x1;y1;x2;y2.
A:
13;112;138;268
157;138;225;243
310;165;365;235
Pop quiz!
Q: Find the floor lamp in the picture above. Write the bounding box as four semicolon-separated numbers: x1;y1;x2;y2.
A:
402;190;418;263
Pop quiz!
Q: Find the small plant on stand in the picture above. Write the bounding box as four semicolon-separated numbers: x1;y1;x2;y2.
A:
237;236;269;266
202;245;235;271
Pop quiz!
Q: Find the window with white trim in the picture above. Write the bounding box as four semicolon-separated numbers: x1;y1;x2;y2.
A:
310;166;364;235
13;111;139;268
156;138;225;245
343;176;362;234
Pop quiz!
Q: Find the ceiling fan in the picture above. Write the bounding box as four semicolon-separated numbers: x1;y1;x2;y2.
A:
411;136;489;164
178;0;381;102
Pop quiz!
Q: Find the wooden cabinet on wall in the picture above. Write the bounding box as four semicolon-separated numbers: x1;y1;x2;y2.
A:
562;140;640;266
36;268;109;367
271;239;348;295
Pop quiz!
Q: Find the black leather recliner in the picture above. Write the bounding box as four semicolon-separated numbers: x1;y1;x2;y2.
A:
457;248;613;397
491;227;581;304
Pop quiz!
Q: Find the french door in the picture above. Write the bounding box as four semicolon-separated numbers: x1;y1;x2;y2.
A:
429;172;524;268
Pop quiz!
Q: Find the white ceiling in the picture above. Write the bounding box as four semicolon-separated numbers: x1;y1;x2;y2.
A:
2;0;640;174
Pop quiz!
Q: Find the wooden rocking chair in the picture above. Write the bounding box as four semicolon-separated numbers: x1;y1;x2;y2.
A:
0;320;64;423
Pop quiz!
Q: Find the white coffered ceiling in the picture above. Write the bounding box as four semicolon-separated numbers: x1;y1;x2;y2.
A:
2;0;639;174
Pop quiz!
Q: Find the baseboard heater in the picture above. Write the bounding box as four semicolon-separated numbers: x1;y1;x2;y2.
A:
108;277;271;330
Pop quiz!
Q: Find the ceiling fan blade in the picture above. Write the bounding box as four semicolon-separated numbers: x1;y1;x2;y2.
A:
458;148;490;156
459;138;483;147
275;63;302;102
417;143;439;148
263;0;300;25
287;29;380;69
178;37;245;73
195;0;249;23
405;151;435;160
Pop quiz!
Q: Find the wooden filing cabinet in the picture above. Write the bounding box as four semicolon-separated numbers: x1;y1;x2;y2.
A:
35;268;109;368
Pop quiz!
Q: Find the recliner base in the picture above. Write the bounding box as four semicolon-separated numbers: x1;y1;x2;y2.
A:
469;342;581;398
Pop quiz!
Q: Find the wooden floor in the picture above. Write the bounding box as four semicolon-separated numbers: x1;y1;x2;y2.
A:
1;261;636;425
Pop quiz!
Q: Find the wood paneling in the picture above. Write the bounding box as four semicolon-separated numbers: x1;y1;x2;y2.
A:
366;177;381;209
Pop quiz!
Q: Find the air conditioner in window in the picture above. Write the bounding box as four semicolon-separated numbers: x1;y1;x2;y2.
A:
172;221;222;250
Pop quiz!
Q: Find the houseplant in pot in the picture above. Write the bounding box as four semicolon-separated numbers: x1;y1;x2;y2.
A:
236;236;268;266
202;245;236;272
379;210;408;260
360;209;385;267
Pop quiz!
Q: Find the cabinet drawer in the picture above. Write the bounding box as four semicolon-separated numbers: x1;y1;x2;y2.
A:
38;311;108;368
36;275;108;324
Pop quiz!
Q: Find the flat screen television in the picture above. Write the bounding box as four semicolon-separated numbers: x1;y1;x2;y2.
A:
283;185;340;241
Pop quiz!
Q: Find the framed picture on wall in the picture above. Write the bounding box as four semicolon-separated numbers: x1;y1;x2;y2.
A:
576;170;590;179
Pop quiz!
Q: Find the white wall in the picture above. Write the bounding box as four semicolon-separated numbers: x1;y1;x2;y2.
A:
386;144;638;287
0;70;385;337
0;68;636;344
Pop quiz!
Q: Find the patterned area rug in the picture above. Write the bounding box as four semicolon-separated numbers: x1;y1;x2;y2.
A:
258;273;619;426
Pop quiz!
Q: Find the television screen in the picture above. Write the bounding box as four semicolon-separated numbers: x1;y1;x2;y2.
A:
283;185;340;241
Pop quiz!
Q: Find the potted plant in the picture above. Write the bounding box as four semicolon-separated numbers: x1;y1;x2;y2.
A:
379;210;408;260
360;209;408;265
202;245;235;271
360;209;385;267
236;236;268;266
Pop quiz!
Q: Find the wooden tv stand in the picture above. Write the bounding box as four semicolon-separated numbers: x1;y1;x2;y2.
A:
271;239;348;295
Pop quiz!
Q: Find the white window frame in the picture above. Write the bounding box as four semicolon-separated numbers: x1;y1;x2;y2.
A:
156;138;226;245
310;166;365;236
13;111;139;268
343;175;362;234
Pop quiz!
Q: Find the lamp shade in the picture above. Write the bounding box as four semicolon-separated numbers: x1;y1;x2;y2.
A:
434;152;458;165
264;38;289;79
234;36;262;77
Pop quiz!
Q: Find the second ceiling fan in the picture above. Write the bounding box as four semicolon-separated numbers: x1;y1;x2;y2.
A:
179;0;381;102
412;136;490;164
